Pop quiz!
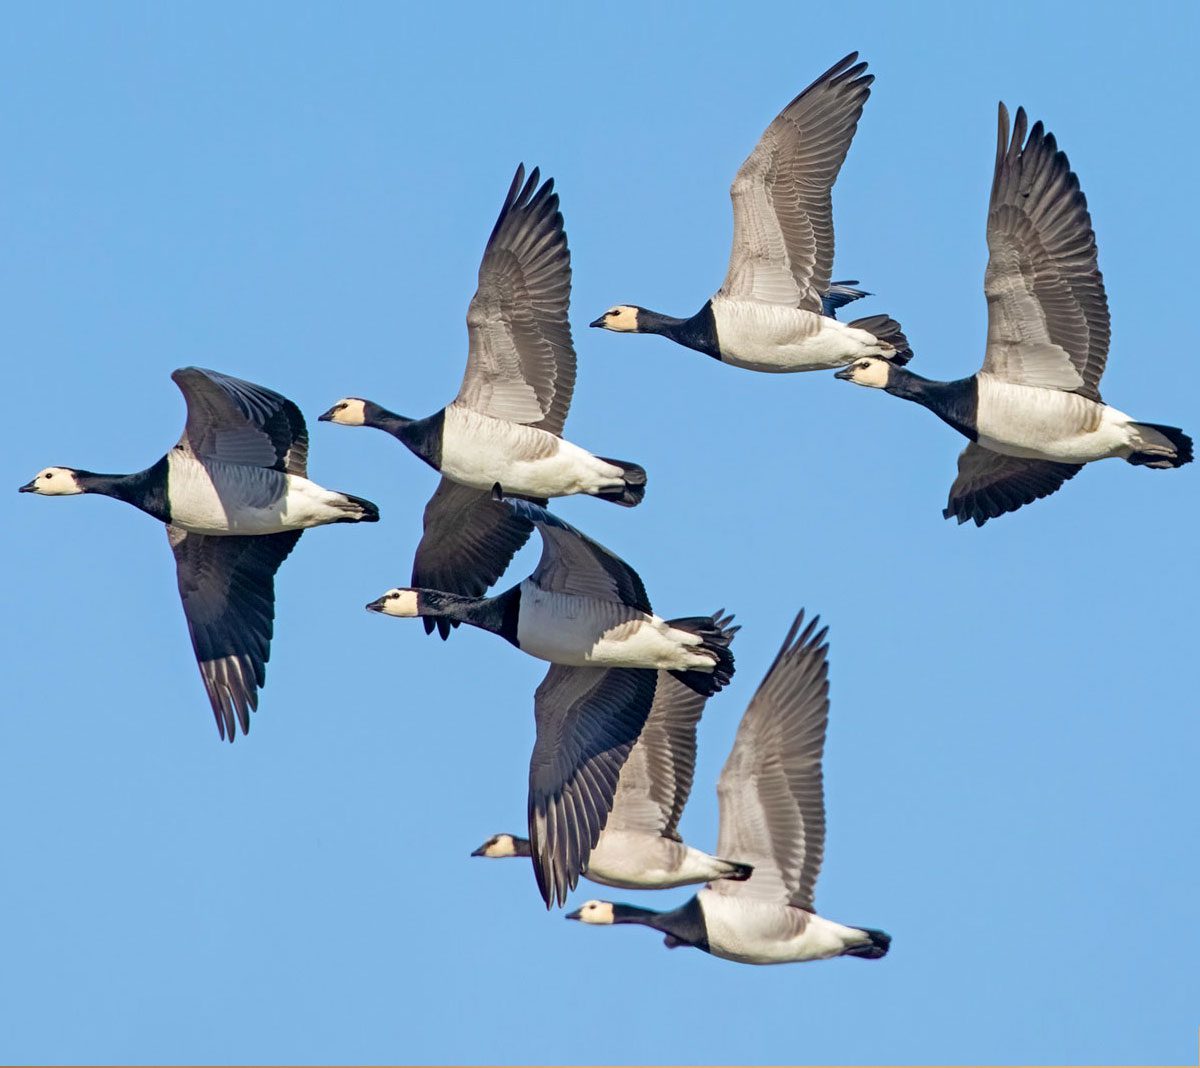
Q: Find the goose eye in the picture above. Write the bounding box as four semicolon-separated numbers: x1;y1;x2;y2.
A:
45;473;54;479
388;592;399;600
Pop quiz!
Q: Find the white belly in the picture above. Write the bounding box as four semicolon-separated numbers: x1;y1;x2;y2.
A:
975;377;1134;463
712;300;882;372
166;454;350;535
516;584;712;671
439;406;624;497
586;835;726;890
699;894;865;965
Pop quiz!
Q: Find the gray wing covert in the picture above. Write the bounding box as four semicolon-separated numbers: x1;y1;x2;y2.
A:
719;53;873;311
982;104;1110;400
714;611;829;911
456;166;576;434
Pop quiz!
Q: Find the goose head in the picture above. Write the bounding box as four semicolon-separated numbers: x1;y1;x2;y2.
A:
834;357;892;389
318;397;368;426
365;587;422;618
19;467;86;496
589;305;643;333
565;900;616;924
471;833;531;859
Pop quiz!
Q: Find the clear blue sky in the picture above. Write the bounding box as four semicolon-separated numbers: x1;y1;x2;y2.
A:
4;2;1197;1064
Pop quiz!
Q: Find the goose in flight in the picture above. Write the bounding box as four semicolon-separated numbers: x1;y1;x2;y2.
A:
367;496;736;906
20;368;379;740
590;53;912;373
836;104;1192;525
567;610;890;965
471;667;754;890
322;166;645;638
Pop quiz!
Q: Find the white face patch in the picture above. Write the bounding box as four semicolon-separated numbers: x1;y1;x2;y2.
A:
841;357;891;389
325;398;367;426
575;900;615;925
23;467;84;496
483;834;517;858
600;306;640;333
377;588;420;618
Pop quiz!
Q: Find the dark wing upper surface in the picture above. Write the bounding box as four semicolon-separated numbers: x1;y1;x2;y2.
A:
168;526;302;741
982;104;1110;401
945;442;1083;526
714;610;830;911
172;367;309;475
505;497;651;613
456;166;576;435
412;479;539;638
719;54;873;311
527;664;658;907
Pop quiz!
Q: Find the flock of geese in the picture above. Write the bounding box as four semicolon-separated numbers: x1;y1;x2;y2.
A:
20;53;1190;966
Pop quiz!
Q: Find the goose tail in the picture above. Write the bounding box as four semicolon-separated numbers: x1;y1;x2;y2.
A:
848;313;913;366
335;492;380;523
593;457;647;507
666;610;738;696
843;927;891;960
1126;422;1193;468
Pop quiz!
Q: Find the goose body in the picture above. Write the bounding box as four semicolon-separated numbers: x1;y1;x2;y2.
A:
591;54;912;372
707;298;896;373
514;585;718;672
160;451;367;534
836;105;1191;525
323;167;645;636
370;497;737;906
20;368;378;740
568;611;890;966
433;404;629;499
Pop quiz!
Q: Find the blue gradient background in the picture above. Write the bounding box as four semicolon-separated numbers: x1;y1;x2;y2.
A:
3;2;1197;1064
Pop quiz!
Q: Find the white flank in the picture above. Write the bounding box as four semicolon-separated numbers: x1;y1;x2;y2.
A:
974;376;1137;463
711;299;886;372
165;453;357;534
438;405;626;498
697;892;873;965
515;583;714;672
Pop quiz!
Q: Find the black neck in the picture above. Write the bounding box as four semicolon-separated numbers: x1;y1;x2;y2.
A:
77;456;171;522
363;401;444;471
419;586;521;645
883;369;979;441
639;302;721;361
612;897;709;951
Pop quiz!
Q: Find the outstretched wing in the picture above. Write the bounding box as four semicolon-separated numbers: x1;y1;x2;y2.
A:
412;480;539;638
714;610;830;911
982;104;1110;400
169;527;302;741
172;367;308;475
605;671;711;840
945;442;1082;526
527;665;658;907
505;497;650;613
456;165;576;435
719;54;873;311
